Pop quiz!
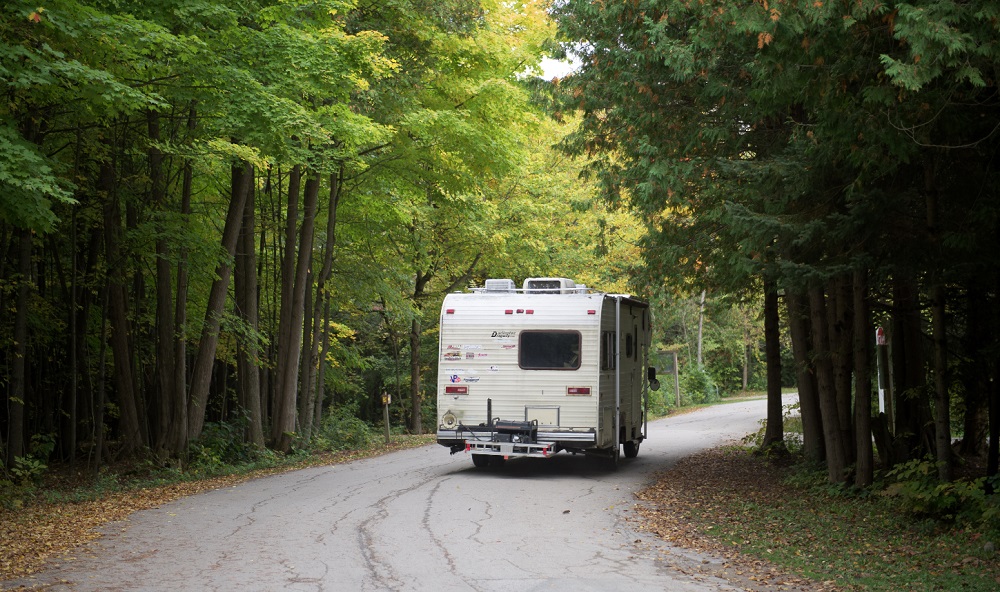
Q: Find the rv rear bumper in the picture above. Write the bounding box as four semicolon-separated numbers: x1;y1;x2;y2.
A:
465;440;556;458
437;428;596;447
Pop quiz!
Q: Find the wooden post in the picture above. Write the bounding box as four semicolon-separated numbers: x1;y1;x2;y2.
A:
672;350;681;407
382;391;391;445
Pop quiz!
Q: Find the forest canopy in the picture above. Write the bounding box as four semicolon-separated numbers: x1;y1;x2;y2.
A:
1;0;644;467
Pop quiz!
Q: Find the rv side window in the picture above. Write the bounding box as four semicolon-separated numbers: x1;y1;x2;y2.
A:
601;331;616;370
519;331;581;370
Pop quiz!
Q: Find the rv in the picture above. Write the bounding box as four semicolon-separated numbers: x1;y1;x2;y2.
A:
435;278;659;467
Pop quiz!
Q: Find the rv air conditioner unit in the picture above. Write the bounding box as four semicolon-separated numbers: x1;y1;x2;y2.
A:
523;277;577;294
483;278;516;293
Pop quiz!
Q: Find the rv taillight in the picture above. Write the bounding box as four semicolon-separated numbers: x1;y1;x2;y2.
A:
505;309;514;314
587;309;596;315
446;309;455;314
525;309;534;314
445;386;469;395
566;387;591;396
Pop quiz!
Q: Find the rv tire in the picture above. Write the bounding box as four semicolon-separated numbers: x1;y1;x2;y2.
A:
623;440;640;458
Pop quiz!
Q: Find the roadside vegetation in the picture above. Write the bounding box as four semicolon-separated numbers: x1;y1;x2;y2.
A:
636;404;1000;592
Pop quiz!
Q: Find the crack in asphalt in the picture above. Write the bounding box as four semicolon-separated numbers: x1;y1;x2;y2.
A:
356;468;444;592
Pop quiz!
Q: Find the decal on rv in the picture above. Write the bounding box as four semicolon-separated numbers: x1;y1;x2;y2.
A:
491;330;516;339
449;375;462;383
443;352;461;361
488;365;500;373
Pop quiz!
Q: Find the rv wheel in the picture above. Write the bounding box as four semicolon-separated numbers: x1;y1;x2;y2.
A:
471;454;490;468
623;440;640;458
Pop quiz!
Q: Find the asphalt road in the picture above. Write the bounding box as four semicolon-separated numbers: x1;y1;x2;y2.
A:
9;397;790;592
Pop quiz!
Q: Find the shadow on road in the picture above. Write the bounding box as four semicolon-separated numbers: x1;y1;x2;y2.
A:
445;451;654;481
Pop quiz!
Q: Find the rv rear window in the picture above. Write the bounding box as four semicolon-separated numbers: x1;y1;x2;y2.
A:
519;331;581;370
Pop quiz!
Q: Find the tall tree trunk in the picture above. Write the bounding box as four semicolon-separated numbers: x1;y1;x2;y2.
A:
810;284;847;483
926;170;952;482
235;175;265;447
77;227;100;467
696;289;706;367
305;169;343;433
101;160;143;456
68;207;78;466
314;299;332;429
298;269;315;439
787;290;824;462
960;286;989;456
828;274;855;463
272;167;300;446
988;353;999;481
930;282;951;480
93;286;109;474
187;161;253;441
168;101;197;457
271;171;319;452
762;276;784;449
408;269;434;434
891;275;929;459
409;316;423;434
124;200;149;446
853;268;874;487
5;227;31;467
149;110;176;456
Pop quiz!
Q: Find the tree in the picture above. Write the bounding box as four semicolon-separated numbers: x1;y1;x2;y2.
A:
551;0;1000;484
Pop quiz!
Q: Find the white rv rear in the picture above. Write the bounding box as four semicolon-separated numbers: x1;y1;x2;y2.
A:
435;278;659;467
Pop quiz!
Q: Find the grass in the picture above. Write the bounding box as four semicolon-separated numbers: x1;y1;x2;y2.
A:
635;446;1000;592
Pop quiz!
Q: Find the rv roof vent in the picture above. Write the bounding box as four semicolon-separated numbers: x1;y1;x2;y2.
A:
523;277;577;294
483;278;516;293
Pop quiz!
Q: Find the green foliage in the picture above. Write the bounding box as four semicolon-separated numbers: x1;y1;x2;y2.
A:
883;459;1000;531
188;418;269;473
679;365;717;405
742;403;804;455
0;124;73;231
311;407;379;452
0;433;55;507
8;455;47;485
646;379;673;417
